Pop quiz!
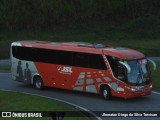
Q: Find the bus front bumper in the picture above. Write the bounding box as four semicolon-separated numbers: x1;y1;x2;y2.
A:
124;85;152;99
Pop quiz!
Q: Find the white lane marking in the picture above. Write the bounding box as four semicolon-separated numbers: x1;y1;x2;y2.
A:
152;91;160;95
0;88;102;120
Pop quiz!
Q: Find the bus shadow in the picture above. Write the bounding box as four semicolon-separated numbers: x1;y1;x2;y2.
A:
17;84;152;103
16;84;102;99
110;96;151;102
45;86;152;102
45;87;103;99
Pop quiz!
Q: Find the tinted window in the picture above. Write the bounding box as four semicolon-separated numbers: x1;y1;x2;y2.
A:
33;48;57;63
106;55;119;78
12;46;33;61
89;54;107;70
55;50;72;66
73;52;89;68
12;46;72;66
72;52;106;70
12;46;107;70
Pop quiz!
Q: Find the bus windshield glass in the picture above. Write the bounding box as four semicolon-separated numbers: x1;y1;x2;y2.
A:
124;59;151;85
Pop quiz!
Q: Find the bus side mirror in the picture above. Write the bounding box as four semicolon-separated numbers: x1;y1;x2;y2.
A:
119;61;131;73
147;58;156;70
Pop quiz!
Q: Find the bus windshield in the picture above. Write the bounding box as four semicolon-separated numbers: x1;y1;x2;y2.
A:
124;59;151;85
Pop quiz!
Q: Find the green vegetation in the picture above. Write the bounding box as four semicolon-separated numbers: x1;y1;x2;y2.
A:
0;65;10;72
0;90;88;120
1;17;160;59
0;0;160;30
151;62;160;91
0;0;160;58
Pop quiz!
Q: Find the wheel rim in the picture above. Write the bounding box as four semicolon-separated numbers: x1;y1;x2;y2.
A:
36;80;41;89
103;89;108;98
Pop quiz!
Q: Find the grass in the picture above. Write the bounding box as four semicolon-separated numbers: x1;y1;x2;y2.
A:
1;17;160;59
151;62;160;91
0;65;10;72
0;90;88;120
1;30;160;59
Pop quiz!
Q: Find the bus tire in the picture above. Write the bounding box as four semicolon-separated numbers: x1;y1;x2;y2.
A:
33;76;44;90
101;86;111;100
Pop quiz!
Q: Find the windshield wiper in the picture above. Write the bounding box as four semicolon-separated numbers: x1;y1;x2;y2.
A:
136;73;142;85
136;64;144;85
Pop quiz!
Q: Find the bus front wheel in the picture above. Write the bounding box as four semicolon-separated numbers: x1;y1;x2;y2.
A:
33;77;44;90
101;86;111;100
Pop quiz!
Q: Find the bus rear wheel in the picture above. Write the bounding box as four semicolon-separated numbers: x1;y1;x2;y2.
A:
34;77;44;90
101;86;111;100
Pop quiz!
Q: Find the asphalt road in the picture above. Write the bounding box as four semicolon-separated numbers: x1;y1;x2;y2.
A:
0;73;160;120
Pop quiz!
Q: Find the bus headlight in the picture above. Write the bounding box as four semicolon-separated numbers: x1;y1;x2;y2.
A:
131;88;137;92
149;85;152;88
125;86;137;92
125;86;133;90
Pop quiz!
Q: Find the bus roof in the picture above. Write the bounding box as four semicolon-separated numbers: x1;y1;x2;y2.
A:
12;41;145;60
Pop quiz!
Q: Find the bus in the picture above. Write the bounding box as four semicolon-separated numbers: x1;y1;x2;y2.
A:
11;41;156;100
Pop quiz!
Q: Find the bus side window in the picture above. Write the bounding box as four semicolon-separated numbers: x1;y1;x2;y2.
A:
117;64;126;81
12;46;33;60
89;54;107;70
73;52;89;68
106;55;119;78
55;50;73;66
12;46;18;58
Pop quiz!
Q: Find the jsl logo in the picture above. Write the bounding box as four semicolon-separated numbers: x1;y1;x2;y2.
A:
57;66;72;74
